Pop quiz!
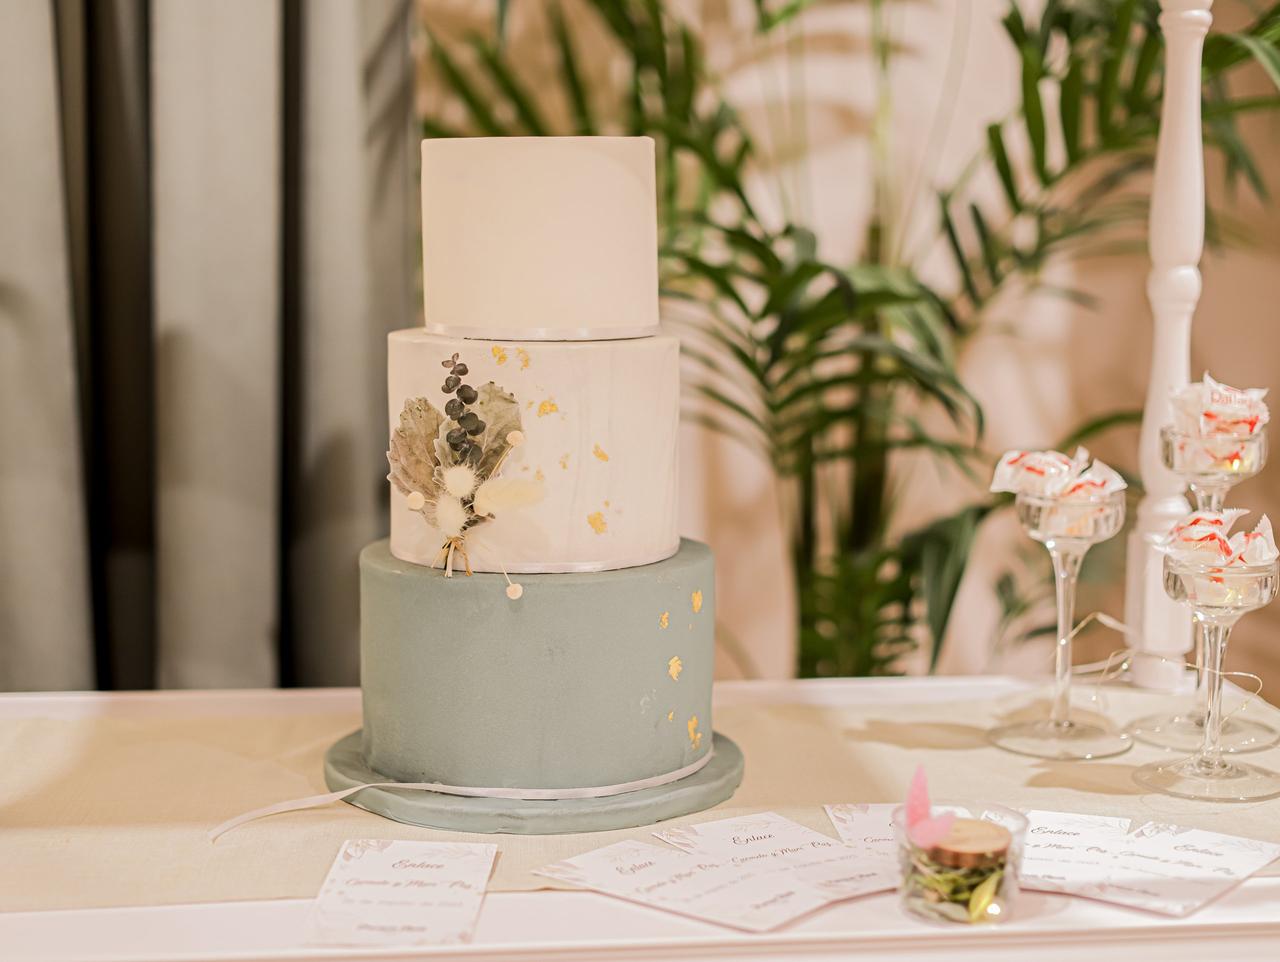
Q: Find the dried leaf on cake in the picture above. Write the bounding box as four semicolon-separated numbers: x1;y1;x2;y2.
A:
433;420;454;470
387;397;447;499
472;382;523;481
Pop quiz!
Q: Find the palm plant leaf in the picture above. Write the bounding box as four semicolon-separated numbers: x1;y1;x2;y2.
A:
901;504;991;671
938;0;1280;324
469;37;549;134
549;4;598;134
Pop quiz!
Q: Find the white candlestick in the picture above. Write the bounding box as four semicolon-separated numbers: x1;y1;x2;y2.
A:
1126;0;1212;688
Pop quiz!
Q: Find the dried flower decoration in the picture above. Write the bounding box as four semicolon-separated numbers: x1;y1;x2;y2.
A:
899;766;1013;925
387;353;544;579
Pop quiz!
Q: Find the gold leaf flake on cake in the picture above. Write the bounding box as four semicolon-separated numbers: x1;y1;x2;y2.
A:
659;611;670;630
537;399;559;417
593;443;609;462
535;467;545;482
667;711;674;722
691;590;703;614
667;656;682;680
587;511;607;534
491;345;508;365
687;716;703;750
559;453;570;470
517;347;531;370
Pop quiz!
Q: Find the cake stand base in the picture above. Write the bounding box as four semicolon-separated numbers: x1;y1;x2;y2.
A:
988;719;1132;760
323;729;745;835
1133;755;1280;802
1127;710;1279;754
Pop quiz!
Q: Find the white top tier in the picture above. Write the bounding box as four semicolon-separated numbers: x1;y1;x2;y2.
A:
420;137;660;341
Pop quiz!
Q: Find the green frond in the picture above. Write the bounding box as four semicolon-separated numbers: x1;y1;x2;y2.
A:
469;37;549;135
426;30;506;135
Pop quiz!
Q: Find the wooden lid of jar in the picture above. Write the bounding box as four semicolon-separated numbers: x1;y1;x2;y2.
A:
927;817;1012;869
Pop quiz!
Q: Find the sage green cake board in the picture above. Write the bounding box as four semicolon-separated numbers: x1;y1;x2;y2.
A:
324;730;744;834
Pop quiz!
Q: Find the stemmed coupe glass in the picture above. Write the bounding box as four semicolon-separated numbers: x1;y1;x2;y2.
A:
1133;553;1280;801
1127;426;1276;753
988;490;1131;760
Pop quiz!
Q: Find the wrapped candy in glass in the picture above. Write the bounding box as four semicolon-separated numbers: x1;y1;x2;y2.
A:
1013;461;1127;543
1162;509;1248;556
1162;374;1269;504
1161;426;1267;482
988;448;1130;759
990;448;1089;497
1171;372;1270;439
1135;513;1280;802
1164;515;1278;611
1132;375;1275;755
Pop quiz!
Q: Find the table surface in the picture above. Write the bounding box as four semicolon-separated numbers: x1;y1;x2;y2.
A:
5;678;1280;962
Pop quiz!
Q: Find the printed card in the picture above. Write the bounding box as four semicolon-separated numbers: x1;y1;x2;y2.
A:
306;839;497;946
823;803;899;860
656;811;897;901
1019;809;1133;899
1022;811;1280;917
534;839;829;932
825;804;1280;917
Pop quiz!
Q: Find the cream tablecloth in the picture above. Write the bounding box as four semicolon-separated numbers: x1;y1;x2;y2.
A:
4;685;1280;912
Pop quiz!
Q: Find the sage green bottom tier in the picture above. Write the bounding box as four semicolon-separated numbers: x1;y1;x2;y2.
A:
359;537;718;791
324;729;745;834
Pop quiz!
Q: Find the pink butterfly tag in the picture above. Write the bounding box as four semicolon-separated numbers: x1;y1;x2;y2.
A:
905;765;955;849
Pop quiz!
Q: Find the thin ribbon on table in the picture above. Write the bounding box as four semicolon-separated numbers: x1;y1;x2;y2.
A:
207;747;715;843
1058;610;1265;724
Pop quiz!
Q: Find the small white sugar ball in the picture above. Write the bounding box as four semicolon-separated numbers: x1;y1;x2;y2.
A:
442;464;477;498
405;491;426;511
506;583;524;600
506;430;525;446
434;496;467;538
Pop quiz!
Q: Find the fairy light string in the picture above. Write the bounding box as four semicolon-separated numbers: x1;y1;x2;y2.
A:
1057;610;1266;727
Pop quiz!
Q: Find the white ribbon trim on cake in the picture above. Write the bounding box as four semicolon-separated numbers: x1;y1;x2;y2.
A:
393;539;684;576
207;748;714;842
422;320;661;341
456;541;685;575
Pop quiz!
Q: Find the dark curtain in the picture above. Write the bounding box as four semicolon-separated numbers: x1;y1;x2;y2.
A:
1;0;416;691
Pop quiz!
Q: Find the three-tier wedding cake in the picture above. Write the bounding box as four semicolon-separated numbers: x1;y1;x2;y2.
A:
323;136;744;834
